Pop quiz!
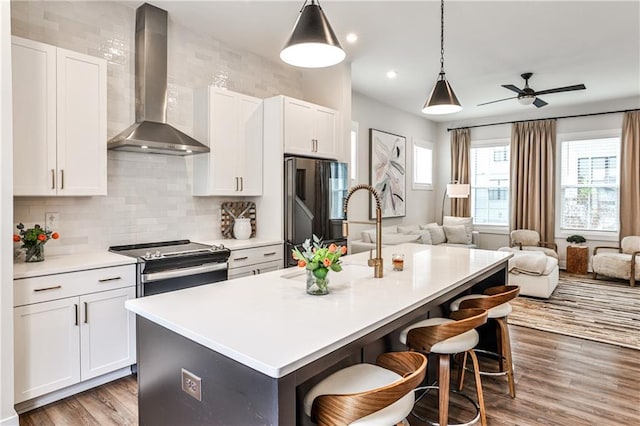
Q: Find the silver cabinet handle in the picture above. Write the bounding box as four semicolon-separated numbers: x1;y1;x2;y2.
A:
34;285;62;292
51;169;55;189
98;276;122;283
263;252;277;256
233;256;249;261
141;262;228;283
240;177;243;192
84;302;88;324
235;177;239;191
60;169;64;189
74;304;78;326
256;268;261;274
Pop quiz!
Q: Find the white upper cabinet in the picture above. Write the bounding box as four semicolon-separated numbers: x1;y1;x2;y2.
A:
12;36;107;196
282;97;337;159
193;87;263;196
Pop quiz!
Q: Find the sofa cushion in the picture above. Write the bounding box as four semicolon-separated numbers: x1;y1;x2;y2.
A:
443;225;469;244
418;222;439;230
409;230;433;245
361;226;398;243
398;224;420;234
426;226;446;245
443;216;473;243
383;234;422;245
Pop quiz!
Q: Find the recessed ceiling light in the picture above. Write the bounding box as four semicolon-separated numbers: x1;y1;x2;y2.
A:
346;33;358;43
386;70;398;79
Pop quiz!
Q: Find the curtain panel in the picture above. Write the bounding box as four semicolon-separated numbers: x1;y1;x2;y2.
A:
450;128;471;217
620;111;640;238
510;120;556;243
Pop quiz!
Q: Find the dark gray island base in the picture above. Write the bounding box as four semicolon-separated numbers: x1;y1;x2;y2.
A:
135;258;508;425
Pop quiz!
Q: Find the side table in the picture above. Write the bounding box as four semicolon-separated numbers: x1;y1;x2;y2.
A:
566;245;588;274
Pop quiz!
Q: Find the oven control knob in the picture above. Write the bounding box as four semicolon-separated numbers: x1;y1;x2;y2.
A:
218;244;225;250
144;252;152;259
155;250;162;258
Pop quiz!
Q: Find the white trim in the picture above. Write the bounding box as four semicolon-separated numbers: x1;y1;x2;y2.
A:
474;225;509;235
350;121;358;183
412;138;433;191
0;415;18;426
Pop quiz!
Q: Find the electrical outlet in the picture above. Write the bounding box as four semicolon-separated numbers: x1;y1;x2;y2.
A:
45;212;59;231
181;368;202;401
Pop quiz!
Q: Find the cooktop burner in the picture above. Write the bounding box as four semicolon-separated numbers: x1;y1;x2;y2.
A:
109;240;228;261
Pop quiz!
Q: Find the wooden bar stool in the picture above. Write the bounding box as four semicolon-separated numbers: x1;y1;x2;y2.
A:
304;351;427;425
399;308;489;426
449;285;520;398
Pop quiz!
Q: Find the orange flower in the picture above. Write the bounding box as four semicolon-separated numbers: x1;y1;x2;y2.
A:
297;259;306;268
13;234;20;242
52;232;59;240
323;258;332;267
37;234;46;241
340;245;347;255
292;252;298;260
328;243;337;253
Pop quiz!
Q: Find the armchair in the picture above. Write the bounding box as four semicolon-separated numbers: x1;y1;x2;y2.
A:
592;236;640;287
510;229;558;259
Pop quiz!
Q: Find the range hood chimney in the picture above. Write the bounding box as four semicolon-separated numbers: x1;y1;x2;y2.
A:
108;3;209;155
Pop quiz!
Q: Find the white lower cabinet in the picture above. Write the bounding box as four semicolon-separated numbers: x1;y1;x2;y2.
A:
13;265;136;404
227;244;283;279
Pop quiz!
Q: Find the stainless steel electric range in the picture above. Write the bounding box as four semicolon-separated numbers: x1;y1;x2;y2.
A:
109;240;231;297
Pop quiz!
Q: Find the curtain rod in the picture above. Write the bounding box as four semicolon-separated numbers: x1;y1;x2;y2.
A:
447;108;639;132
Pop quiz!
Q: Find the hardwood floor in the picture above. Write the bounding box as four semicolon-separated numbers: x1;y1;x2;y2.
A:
20;326;640;425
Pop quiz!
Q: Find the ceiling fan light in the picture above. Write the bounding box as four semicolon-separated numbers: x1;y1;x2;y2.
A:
422;77;462;115
518;95;535;105
280;1;345;68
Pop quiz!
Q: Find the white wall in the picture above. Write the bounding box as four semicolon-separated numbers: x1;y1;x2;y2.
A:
436;95;639;265
10;0;306;254
350;91;437;240
1;2;18;425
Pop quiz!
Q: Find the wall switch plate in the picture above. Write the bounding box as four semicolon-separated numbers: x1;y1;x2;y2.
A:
45;212;59;231
181;368;202;402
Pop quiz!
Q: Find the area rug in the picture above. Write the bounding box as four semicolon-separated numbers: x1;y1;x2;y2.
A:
507;273;640;350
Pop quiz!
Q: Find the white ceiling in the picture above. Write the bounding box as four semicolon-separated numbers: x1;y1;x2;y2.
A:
138;1;640;122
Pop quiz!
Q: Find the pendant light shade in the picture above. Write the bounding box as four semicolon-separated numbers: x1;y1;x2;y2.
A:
280;0;345;68
422;0;462;115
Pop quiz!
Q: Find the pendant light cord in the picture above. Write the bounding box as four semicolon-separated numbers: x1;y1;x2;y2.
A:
439;0;445;76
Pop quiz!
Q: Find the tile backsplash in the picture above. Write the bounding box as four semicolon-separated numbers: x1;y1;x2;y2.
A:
11;1;303;255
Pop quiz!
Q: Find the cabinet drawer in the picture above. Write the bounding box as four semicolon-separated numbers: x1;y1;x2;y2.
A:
14;265;135;307
228;245;283;269
227;260;283;280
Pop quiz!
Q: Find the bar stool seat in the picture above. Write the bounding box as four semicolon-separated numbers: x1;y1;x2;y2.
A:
399;318;479;354
450;294;512;318
304;351;427;425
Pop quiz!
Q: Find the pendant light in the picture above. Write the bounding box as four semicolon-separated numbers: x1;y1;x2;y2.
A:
422;0;462;115
280;0;346;68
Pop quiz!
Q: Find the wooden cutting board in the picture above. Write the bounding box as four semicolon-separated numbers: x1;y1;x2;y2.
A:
220;201;256;239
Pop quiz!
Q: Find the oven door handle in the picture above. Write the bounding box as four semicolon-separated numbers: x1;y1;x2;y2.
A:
141;262;228;283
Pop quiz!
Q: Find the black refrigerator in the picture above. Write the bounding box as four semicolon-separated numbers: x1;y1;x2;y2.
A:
284;156;349;267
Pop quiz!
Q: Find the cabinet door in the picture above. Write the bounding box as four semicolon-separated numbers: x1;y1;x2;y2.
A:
56;48;107;195
14;298;80;403
80;287;136;381
11;37;57;196
238;95;263;196
209;89;240;194
283;97;315;155
313;106;337;159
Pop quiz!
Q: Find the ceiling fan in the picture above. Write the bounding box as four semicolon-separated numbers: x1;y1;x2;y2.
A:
478;72;586;108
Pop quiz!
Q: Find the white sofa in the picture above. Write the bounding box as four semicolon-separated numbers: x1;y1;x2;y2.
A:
499;247;559;298
350;216;478;254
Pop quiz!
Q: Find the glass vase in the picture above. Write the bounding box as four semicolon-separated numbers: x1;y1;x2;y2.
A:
306;269;329;295
24;244;45;262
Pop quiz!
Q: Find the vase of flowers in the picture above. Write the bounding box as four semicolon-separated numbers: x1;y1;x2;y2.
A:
292;235;346;295
13;223;59;262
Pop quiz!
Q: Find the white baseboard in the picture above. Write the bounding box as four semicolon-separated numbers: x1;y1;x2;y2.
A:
0;414;18;426
15;366;134;414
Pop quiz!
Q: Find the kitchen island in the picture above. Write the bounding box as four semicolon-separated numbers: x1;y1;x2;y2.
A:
125;243;511;425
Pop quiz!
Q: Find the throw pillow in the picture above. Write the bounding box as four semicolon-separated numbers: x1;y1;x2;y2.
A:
398;224;420;234
419;222;440;230
443;225;469;244
443;216;473;243
427;226;447;245
410;230;433;245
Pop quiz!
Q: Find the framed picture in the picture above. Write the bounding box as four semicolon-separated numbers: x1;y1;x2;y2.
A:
369;129;406;218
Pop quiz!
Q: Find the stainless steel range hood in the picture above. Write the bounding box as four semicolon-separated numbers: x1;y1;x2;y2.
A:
108;3;208;155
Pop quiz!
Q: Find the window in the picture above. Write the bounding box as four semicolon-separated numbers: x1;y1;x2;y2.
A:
412;139;433;190
560;137;619;233
470;143;510;226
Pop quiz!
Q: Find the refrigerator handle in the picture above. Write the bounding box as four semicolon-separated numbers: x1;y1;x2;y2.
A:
285;158;295;242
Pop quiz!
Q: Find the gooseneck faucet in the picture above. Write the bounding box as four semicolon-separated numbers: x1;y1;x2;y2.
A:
343;184;384;278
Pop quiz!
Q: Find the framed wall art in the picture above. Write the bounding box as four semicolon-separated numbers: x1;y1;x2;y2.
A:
369;128;406;218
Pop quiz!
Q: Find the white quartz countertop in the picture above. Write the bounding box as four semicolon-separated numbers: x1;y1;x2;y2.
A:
196;238;282;250
14;251;137;279
125;243;512;378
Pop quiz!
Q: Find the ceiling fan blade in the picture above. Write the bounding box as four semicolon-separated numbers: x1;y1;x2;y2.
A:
502;84;524;94
478;96;518;106
533;97;548;108
534;84;586;96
